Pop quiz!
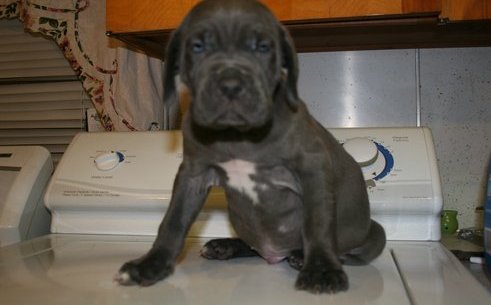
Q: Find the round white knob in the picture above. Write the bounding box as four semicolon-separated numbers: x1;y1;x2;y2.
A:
94;151;125;171
343;137;378;167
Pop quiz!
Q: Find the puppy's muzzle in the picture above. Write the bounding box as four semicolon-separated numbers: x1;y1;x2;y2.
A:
218;68;244;100
193;62;271;131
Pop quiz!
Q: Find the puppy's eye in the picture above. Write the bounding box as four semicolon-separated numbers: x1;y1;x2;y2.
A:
191;39;205;54
257;41;271;53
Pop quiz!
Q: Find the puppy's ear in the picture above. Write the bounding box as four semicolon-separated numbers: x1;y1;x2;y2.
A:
279;25;300;110
162;28;182;129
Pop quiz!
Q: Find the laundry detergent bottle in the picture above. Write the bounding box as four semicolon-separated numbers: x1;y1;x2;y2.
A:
485;158;491;275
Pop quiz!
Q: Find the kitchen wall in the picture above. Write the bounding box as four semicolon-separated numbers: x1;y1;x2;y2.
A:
297;47;491;229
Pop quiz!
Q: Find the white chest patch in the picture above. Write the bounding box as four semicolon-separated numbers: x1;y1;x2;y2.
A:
218;159;262;204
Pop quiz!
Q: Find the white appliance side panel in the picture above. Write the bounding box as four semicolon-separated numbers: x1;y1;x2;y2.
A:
391;242;491;305
0;146;53;246
0;169;18;211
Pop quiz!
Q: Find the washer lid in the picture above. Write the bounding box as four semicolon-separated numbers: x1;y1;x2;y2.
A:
1;235;490;305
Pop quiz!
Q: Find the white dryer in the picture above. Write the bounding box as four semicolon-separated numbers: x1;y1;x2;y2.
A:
0;128;489;305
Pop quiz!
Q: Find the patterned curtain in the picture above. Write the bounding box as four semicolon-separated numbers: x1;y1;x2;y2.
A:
0;0;164;131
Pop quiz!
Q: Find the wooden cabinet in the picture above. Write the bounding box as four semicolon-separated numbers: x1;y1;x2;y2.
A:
441;0;491;20
107;0;199;34
265;0;439;20
107;0;440;34
106;0;491;59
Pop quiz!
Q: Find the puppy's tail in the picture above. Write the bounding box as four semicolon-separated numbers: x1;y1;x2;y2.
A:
341;220;386;266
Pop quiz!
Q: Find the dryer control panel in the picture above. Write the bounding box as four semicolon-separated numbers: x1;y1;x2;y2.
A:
330;127;443;241
45;128;443;241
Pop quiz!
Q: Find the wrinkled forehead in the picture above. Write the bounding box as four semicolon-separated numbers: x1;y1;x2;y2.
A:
181;1;279;42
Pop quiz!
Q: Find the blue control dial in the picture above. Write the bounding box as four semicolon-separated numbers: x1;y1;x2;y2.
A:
373;142;394;181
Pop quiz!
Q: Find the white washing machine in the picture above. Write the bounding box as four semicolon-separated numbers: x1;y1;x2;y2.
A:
0;128;489;305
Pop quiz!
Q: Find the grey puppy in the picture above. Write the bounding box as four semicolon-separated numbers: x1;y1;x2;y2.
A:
115;0;386;294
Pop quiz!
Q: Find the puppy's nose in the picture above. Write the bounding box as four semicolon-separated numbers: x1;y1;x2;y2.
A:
219;78;243;99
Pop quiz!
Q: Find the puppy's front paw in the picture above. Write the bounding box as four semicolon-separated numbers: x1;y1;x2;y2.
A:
114;251;174;287
295;267;348;294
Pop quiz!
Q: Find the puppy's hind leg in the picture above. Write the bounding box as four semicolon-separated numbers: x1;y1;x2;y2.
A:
341;220;386;266
200;238;258;260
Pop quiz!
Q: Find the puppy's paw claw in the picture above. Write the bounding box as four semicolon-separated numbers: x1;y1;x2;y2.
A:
113;270;135;286
295;268;348;294
287;250;304;271
115;254;174;287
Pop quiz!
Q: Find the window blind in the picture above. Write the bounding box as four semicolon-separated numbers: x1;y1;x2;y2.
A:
0;19;76;79
0;19;93;164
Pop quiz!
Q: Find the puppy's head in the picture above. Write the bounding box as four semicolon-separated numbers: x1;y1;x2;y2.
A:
163;0;299;132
